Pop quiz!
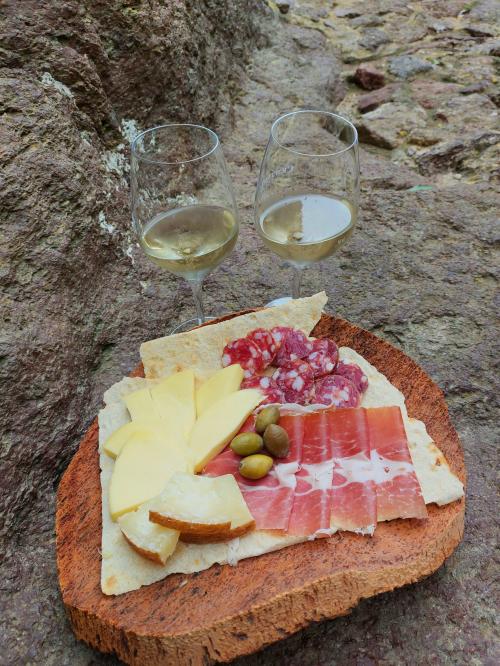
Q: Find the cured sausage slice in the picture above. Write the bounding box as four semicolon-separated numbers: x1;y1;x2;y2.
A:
306;338;339;377
241;375;285;405
314;375;360;408
272;327;313;367
246;328;277;367
272;360;315;405
335;361;369;394
221;338;265;375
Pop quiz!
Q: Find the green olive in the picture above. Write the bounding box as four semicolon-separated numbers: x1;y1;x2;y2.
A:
255;405;280;434
263;424;290;458
230;432;263;457
238;454;273;480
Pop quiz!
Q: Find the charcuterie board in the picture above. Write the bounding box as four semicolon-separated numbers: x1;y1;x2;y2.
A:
56;312;465;665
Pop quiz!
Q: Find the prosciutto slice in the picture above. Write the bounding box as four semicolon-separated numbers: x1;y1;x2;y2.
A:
202;412;303;531
287;410;334;536
366;406;427;521
327;408;377;533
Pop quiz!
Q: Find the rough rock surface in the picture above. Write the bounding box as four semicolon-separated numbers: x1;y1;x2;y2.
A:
1;0;499;664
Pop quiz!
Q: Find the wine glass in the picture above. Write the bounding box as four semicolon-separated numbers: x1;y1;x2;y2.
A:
254;110;359;301
131;124;239;333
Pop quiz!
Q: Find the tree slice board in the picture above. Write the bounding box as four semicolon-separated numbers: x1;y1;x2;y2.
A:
56;314;465;665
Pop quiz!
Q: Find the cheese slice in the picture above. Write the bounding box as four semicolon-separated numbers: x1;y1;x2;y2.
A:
195;364;244;416
118;503;179;565
150;384;194;441
109;435;192;521
153;370;195;410
190;389;263;472
123;388;161;422
103;421;160;459
148;472;255;542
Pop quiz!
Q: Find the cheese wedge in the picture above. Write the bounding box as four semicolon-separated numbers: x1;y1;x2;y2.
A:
189;389;263;472
123;387;161;422
181;475;255;543
149;472;255;542
103;421;160;459
118;503;179;565
195;364;244;416
109;435;192;521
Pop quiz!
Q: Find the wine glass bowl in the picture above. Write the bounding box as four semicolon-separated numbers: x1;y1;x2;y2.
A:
131;124;239;332
254;110;359;297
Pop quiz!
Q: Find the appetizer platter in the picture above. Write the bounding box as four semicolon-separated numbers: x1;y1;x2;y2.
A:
56;292;465;665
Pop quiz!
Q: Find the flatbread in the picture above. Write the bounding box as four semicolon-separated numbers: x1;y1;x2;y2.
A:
140;292;328;381
99;347;464;596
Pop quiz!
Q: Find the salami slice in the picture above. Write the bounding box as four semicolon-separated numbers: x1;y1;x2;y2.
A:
272;327;313;367
221;338;265;375
241;375;285;405
272;360;315;405
335;361;369;394
314;375;360;408
306;338;339;378
246;328;277;367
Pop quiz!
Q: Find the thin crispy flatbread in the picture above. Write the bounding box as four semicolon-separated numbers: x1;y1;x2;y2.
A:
99;346;463;595
140;292;328;381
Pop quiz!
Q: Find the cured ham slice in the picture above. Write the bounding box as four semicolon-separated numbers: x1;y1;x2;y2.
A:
203;412;303;531
327;408;377;533
287;411;334;536
366;406;427;521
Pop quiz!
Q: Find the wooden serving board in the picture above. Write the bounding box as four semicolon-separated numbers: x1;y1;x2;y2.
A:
56;314;466;665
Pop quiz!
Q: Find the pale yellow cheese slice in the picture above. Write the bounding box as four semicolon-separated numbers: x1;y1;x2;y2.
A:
190;389;263;472
153;370;195;410
150;384;194;441
109;435;192;521
103;421;160;459
195;364;244;416
118;503;179;565
123;387;161;422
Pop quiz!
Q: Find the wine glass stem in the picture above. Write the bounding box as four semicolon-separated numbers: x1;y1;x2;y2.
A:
292;266;302;299
188;279;205;326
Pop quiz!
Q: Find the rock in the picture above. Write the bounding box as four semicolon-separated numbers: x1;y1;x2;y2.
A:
276;0;293;15
388;55;433;79
357;84;399;113
434;93;498;128
464;23;496;38
469;0;500;22
357;102;427;149
351;63;386;90
359;28;391;51
410;80;462;109
460;80;490;94
292;27;325;50
296;6;328;22
408;128;443;146
351;15;384;27
335;6;363;18
416;131;500;174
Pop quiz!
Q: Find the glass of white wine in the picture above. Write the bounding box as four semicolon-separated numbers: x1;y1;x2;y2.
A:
131;124;239;333
255;110;359;301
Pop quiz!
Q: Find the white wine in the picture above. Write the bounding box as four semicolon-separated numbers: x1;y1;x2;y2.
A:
140;205;238;279
257;193;356;266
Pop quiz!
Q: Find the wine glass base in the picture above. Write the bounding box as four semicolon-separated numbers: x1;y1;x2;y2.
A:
264;296;293;308
169;317;216;335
